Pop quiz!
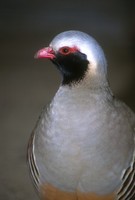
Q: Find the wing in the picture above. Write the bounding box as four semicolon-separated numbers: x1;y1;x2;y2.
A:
116;103;135;200
27;105;48;192
27;130;41;192
117;150;135;200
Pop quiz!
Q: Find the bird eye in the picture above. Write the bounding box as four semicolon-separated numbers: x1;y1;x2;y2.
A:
59;47;70;55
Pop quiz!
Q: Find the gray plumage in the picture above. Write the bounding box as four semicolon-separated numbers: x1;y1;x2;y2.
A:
28;31;135;200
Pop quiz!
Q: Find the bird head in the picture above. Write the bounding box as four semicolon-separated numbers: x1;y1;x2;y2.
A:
35;30;107;87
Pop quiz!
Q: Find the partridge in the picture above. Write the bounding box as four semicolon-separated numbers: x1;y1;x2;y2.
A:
27;30;135;200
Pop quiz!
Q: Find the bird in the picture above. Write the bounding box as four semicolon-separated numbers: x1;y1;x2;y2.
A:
27;30;135;200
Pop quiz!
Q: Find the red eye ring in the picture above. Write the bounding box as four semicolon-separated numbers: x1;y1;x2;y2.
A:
59;46;79;55
59;46;70;55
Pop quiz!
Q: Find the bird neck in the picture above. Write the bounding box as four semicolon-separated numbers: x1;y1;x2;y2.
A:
61;72;110;92
53;78;113;108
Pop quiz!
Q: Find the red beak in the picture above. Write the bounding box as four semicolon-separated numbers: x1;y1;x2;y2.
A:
35;47;56;59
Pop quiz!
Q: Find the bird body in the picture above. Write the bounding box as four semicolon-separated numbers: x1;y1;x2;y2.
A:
28;31;135;200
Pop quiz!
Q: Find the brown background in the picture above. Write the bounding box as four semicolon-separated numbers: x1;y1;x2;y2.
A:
0;0;135;199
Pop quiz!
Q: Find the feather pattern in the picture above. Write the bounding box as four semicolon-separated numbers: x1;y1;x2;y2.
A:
27;124;135;200
27;131;40;191
117;150;135;200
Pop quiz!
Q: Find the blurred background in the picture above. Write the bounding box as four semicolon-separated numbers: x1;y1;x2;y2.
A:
0;0;135;199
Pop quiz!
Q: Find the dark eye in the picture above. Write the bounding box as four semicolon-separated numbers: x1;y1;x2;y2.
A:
59;47;71;55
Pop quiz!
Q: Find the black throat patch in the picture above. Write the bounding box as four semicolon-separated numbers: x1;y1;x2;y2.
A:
52;52;89;85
